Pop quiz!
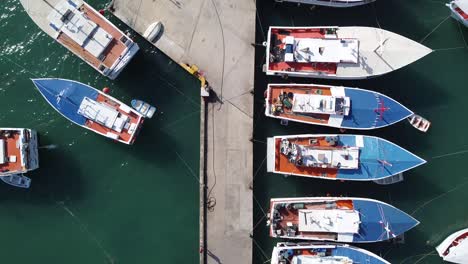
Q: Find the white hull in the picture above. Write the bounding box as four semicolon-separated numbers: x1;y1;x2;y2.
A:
436;228;468;263
271;242;390;264
447;1;468;27
265;26;432;79
275;0;375;7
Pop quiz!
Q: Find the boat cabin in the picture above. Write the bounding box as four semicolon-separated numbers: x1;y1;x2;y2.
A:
46;0;137;79
298;209;360;234
282;35;359;64
291;93;350;115
280;138;359;169
78;97;138;139
0;129;38;175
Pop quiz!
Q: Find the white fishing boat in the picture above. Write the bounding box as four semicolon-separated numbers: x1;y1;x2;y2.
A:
436;228;468;263
1;175;31;189
264;26;432;79
408;114;431;132
274;0;376;8
447;0;468;27
20;0;139;79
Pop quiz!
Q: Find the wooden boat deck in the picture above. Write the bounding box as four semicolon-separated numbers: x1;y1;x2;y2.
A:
274;137;339;179
84;94;142;143
0;131;23;173
267;85;332;124
270;199;354;239
56;3;127;69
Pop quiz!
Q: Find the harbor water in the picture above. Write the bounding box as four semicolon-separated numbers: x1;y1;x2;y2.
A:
253;0;468;263
0;0;200;263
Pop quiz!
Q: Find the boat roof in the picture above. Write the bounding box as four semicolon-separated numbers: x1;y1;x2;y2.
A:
298;209;360;233
284;36;359;64
48;0;113;58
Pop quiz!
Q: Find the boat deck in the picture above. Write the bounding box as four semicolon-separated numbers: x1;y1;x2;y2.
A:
268;28;339;74
84;94;142;143
56;3;127;69
0;131;23;173
267;85;332;124
274;137;339;179
270;199;354;239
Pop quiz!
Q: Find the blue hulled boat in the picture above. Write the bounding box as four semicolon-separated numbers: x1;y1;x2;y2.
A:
32;78;144;145
271;242;389;264
265;83;413;129
268;197;419;243
267;134;425;181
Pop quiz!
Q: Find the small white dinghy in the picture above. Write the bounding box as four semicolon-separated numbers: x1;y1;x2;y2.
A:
1;174;31;188
131;100;157;119
408;114;431;132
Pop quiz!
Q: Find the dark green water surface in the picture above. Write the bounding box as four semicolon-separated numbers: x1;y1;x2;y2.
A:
0;0;200;263
253;0;468;263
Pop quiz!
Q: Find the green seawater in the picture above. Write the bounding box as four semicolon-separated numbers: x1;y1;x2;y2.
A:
253;1;468;263
0;0;200;263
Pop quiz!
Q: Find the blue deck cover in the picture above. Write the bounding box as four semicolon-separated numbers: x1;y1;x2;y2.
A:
335;135;425;180
351;198;419;243
341;87;413;129
32;78;99;126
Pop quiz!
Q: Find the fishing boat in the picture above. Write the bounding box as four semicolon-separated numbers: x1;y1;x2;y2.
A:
408;114;431;132
447;0;468;27
0;128;39;177
436;228;468;263
274;0;376;8
1;175;32;189
20;0;139;80
266;134;426;181
265;83;413;129
32;78;144;145
264;26;432;79
267;197;419;242
131;99;156;119
271;242;390;264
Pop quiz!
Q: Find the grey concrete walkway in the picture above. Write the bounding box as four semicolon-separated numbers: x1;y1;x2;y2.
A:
110;0;255;263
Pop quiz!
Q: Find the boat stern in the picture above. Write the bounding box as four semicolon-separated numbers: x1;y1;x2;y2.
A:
106;42;140;80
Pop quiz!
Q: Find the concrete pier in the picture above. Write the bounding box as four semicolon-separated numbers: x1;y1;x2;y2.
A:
110;0;255;263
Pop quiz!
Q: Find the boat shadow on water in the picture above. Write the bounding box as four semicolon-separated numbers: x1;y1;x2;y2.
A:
0;134;84;204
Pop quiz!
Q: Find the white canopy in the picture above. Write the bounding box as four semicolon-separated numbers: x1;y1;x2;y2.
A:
292;255;353;264
78;97;129;132
283;36;359;64
48;0;113;58
298;209;360;233
292;94;350;115
298;145;359;169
